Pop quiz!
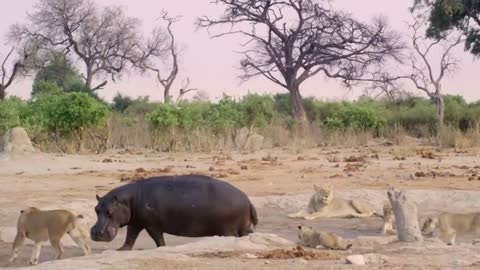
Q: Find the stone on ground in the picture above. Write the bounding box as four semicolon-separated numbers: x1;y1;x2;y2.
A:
1;127;35;155
346;254;366;265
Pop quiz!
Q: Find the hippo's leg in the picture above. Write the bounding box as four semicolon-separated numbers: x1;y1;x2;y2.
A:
118;225;144;251
146;227;165;247
239;226;254;237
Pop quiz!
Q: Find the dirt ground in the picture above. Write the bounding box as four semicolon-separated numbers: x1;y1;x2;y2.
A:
1;141;480;269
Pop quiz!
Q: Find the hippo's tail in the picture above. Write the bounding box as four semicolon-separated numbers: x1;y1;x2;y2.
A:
250;202;258;229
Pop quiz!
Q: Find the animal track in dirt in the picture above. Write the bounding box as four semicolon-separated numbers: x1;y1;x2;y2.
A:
120;166;174;182
344;155;367;163
344;163;366;172
257;246;342;260
195;246;341;261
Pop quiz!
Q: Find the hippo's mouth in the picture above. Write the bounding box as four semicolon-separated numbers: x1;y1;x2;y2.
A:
91;224;119;242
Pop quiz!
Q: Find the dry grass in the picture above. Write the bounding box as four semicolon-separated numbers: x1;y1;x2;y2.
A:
437;126;480;149
29;116;480;155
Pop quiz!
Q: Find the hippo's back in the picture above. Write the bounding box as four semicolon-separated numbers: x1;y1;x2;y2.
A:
133;174;255;237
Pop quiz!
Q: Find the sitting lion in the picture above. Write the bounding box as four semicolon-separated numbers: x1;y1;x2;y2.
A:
288;185;381;220
422;211;480;245
297;225;352;250
381;201;396;235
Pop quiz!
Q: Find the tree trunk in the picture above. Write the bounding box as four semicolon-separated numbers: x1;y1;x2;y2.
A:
387;188;423;242
434;95;444;128
85;66;93;90
164;85;171;104
290;86;307;121
0;86;5;100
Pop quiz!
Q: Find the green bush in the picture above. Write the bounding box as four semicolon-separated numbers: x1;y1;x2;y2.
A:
0;97;29;133
146;101;211;132
205;96;246;133
239;94;274;129
29;92;109;135
323;103;386;129
31;80;63;97
387;101;437;135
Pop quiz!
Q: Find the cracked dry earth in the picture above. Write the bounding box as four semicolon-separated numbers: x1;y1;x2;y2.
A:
1;142;480;269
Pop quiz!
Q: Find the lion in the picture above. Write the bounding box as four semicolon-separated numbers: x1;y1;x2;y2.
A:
381;201;396;235
9;207;91;265
297;225;352;250
421;211;480;245
287;185;381;220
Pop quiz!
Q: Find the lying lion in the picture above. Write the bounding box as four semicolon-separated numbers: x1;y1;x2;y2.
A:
297;225;352;250
422;211;480;245
9;207;91;265
288;185;381;220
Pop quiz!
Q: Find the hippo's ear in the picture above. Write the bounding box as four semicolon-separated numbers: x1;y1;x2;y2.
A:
96;194;101;201
112;195;122;205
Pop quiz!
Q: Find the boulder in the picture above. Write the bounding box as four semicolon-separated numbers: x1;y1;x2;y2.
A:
346;254;366;265
1;127;35;154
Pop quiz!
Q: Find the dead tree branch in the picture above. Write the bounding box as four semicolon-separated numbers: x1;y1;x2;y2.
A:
197;0;403;119
12;0;165;92
176;77;198;103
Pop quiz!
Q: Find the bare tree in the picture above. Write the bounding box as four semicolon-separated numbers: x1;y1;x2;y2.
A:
197;0;402;120
0;42;41;99
176;78;198;103
143;10;182;103
0;48;25;100
11;0;163;92
364;75;412;101
376;14;463;126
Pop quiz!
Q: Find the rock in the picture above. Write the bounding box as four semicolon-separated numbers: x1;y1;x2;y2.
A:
1;127;35;154
346;255;366;265
245;253;259;259
363;253;388;264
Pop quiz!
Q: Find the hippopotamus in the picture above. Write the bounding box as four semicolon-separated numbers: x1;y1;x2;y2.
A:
90;174;258;250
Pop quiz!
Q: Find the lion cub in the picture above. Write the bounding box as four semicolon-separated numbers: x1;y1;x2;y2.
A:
381;201;396;235
422;211;480;245
288;185;380;220
297;225;352;250
9;207;91;265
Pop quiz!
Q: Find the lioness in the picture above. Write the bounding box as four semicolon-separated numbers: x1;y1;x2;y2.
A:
381;201;396;235
287;185;381;220
422;211;480;245
297;225;352;250
9;207;91;265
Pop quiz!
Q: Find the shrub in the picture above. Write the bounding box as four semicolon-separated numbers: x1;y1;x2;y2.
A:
31;80;63;97
29;92;109;135
0;97;29;133
205;96;246;133
239;94;274;129
323;103;386;129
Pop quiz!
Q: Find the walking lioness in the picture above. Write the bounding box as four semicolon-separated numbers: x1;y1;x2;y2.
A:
422;211;480;245
287;185;381;220
9;207;91;265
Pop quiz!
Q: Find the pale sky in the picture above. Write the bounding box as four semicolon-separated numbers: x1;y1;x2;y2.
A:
1;0;479;102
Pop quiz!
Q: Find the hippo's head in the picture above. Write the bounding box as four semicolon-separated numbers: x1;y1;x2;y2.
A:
90;194;131;242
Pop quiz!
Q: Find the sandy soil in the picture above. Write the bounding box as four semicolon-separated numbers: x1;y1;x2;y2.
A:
1;142;480;269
